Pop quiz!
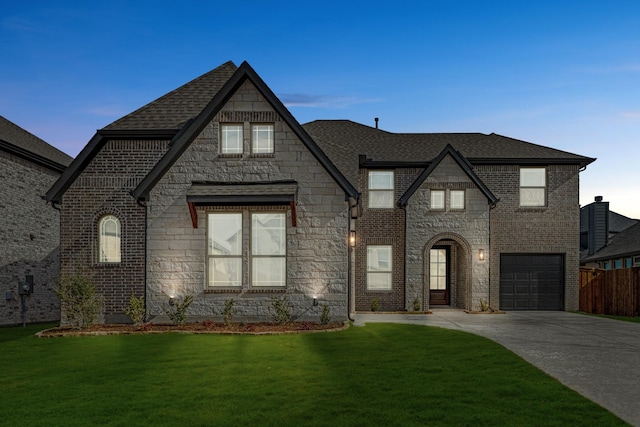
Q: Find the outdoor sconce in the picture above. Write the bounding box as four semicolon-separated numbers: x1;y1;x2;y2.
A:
169;297;175;306
349;230;356;247
313;297;319;307
478;249;485;261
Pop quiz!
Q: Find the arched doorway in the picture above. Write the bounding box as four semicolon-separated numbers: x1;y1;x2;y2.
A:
423;233;472;309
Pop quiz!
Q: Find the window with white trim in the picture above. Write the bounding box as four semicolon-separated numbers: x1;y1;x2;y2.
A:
520;167;546;207
367;245;392;290
251;124;274;154
368;171;394;208
208;213;242;287
251;213;286;287
450;190;465;209
221;124;243;154
430;190;445;210
98;215;121;263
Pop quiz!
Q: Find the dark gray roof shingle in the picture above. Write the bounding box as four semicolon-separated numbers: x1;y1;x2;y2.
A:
104;61;238;130
302;120;595;187
0;115;73;169
584;222;640;261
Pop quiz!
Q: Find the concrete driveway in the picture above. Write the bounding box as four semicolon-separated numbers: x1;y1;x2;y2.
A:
354;310;640;426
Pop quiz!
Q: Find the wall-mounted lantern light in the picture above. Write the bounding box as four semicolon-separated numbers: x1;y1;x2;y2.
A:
478;249;485;261
313;297;319;307
169;297;175;306
349;230;356;247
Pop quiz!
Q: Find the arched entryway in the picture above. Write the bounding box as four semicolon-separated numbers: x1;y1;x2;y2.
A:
422;233;472;309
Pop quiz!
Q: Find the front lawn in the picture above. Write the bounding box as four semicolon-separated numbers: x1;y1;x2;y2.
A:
0;323;625;426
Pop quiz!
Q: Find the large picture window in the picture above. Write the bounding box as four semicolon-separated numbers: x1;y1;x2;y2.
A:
368;171;394;208
367;245;392;290
251;213;286;287
221;124;243;154
520;167;546;207
99;215;121;263
208;213;242;287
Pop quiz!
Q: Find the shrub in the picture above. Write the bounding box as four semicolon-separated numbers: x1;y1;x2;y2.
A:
371;297;380;312
413;296;421;312
164;295;193;325
223;299;237;326
479;298;490;312
124;293;145;324
271;295;292;324
320;304;331;325
54;275;104;329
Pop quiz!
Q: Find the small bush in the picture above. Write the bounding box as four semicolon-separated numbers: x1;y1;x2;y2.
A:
320;304;331;325
479;298;490;312
223;299;237;326
271;295;292;324
371;297;380;312
165;295;193;325
413;296;421;312
54;275;104;329
124;293;145;324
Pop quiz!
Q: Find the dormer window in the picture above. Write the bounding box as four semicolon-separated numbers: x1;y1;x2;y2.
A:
368;171;394;208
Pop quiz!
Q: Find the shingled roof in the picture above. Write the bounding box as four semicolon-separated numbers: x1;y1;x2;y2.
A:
302;120;595;187
104;61;238;130
583;222;640;261
0;115;73;172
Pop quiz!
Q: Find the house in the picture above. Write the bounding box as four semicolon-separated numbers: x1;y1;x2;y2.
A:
580;196;638;266
46;61;595;323
580;196;640;269
1;115;73;325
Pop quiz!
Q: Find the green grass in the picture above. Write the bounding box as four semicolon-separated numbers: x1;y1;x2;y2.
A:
0;323;626;426
577;311;640;323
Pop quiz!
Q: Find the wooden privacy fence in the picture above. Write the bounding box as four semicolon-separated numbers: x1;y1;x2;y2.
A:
579;267;640;316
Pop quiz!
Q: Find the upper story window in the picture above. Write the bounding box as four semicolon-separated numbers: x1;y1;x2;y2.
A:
99;215;121;263
368;171;394;208
450;190;465;210
252;124;274;154
430;190;445;210
520;167;546;207
221;124;243;154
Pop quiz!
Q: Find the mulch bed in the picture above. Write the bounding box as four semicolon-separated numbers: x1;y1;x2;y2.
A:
37;321;348;337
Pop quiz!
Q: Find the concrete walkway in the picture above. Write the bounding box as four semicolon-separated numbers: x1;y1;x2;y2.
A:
354;310;640;426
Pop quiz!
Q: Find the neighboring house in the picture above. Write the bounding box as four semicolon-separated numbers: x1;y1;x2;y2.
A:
0;115;73;325
45;61;595;323
580;196;638;263
580;196;640;269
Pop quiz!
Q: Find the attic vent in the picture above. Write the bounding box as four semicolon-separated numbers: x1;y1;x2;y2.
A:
375;117;379;129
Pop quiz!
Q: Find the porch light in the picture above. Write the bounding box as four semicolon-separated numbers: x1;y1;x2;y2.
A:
349;230;356;247
169;297;175;306
478;249;485;261
313;297;319;307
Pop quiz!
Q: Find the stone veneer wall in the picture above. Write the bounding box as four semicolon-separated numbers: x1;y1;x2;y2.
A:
404;156;490;311
146;80;349;322
475;164;581;311
59;140;168;322
0;150;63;325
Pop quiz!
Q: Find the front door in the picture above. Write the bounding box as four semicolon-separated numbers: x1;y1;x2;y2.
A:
429;248;449;305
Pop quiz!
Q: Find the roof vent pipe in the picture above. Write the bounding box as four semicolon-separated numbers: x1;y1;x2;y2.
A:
595;195;603;203
374;117;379;129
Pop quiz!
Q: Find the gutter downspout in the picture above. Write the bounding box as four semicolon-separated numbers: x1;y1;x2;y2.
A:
135;195;149;321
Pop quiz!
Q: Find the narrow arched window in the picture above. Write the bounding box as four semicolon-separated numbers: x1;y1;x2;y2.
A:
99;215;121;263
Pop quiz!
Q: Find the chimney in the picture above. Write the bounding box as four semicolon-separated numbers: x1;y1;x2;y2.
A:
374;117;379;129
588;196;609;255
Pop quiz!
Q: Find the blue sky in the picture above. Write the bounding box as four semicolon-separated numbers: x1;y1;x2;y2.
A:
2;1;640;217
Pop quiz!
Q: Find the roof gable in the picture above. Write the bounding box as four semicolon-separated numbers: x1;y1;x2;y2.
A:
0;115;72;172
131;61;358;201
584;222;640;261
398;145;498;207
